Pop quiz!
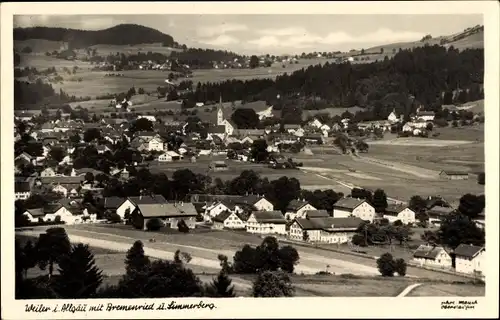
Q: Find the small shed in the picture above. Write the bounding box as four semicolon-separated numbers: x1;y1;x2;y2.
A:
439;170;469;180
210;160;229;171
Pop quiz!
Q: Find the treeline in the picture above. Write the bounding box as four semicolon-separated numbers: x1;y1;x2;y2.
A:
170;48;245;69
13;24;176;48
182;45;483;118
14;79;79;107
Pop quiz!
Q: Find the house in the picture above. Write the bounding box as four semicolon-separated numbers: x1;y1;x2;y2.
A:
52;184;69;197
204;201;237;221
40;167;56;178
289;216;363;243
244;196;274;212
309;119;323;129
246;211;287;235
15;152;34;166
415;111;435;122
96;145;111;154
439;170;469;180
209;161;228;171
212;211;246;230
333;198;376;222
454;244;485;277
302;210;330;219
383;205;417;225
207;125;227;141
412;244;452;269
15;181;31;200
22;208;46;223
285;200;317;221
141;137;164;152
387;109;400;123
132;202;197;231
43;203;82;225
137;115;156;122
427;205;455;226
158;151;182;162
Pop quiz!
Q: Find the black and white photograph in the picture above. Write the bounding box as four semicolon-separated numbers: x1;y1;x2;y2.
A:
1;2;499;319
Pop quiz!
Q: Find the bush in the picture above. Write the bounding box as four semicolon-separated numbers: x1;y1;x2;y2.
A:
351;234;367;247
394;258;407;276
146;218;163;231
376;253;396;277
177;220;190;233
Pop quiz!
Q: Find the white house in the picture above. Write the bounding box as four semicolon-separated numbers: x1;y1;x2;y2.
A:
333;198;376;222
454;244;485;277
383;205;417;225
309;119;323;129
252;197;274;211
285;200;317;221
415;111;435;122
257;106;274;120
43;204;82;225
137;115;156;122
158;151;181;162
146;137;164;152
246;211;287;235
22;208;45;223
412;245;452;269
387;109;399;123
15;181;31;200
204;201;239;221
40;167;57;177
52;184;69;197
212;211;246;230
289;216;364;244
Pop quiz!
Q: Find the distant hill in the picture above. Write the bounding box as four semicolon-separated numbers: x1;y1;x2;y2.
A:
13;24;176;48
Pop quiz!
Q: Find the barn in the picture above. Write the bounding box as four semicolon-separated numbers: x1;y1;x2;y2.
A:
439;170;469;180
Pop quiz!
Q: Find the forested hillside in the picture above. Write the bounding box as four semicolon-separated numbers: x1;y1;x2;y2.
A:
13;24;176;48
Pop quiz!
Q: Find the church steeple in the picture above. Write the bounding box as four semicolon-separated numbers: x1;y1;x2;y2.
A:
217;94;224;126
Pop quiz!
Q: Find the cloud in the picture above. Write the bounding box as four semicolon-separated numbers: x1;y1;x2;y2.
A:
249;27;426;50
14;15;121;30
197;23;248;38
199;35;240;46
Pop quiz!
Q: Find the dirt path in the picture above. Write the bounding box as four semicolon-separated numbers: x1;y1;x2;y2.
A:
353;155;439;180
397;283;422;297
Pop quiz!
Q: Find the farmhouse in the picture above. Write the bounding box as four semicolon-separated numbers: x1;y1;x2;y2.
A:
427;205;455;226
15;181;31;200
158;151;182;162
132;202;197;231
212;211;246;230
439;170;469;180
22;208;46;223
43;203;83;225
204;201;240;221
383;205;417;225
412;244;452;269
289;216;363;244
333;198;376;222
285;200;317;221
454;244;485;277
415;111;435;122
246;211;287;235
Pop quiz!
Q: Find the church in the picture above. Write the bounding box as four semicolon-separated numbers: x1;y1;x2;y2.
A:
216;96;237;136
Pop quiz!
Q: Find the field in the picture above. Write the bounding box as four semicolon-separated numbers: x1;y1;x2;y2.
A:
17;52;336;98
407;283;485;297
15;225;484;297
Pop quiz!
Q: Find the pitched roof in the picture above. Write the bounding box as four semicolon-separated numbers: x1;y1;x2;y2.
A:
333;197;366;211
43;203;63;214
251;211;286;224
213;210;244;223
303;210;330;218
129;194;167;205
454;244;484;258
104;197;126;209
286;199;310;211
440;170;469;176
40;176;85;185
413;245;447;260
137;202;197;218
385;204;411;216
208;125;226;134
25;208;45;217
15;181;31;193
427;205;454;217
237;100;269;113
295;217;363;230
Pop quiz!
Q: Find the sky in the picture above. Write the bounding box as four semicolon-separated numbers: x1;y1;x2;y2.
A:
14;14;483;55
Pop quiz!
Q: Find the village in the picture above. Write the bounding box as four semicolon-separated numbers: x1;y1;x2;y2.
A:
14;95;486;279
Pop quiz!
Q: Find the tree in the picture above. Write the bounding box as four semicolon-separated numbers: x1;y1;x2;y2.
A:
83;128;101;142
376;253;396;277
173;250;192;265
146;218;163;231
277;245;300;273
394;258;407;276
36;227;71;279
55;243;103;298
372;189;388;213
205;271;235;297
250;139;269;163
231;108;260;129
302;230;309;242
249;55;260;69
252;271;294;297
70;133;81;144
477;172;485;185
233;244;258;274
84;172;94;183
117;260;204;298
125;241;150;275
409;195;427;214
458;194;485;220
437;213;485;249
177;219;190;233
49;147;65;163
